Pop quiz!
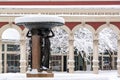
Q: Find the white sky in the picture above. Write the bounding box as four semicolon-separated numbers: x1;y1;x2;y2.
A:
2;28;20;40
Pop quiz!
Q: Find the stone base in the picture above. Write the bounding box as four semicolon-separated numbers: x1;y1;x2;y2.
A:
27;73;54;77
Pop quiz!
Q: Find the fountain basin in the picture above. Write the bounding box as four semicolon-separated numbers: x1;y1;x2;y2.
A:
15;15;65;29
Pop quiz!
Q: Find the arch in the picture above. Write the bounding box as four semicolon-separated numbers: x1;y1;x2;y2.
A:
72;23;95;35
97;24;119;71
0;23;22;39
60;25;71;34
72;23;94;71
96;24;120;35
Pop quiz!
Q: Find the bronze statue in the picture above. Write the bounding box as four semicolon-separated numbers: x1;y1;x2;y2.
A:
27;31;32;69
27;29;54;70
39;29;54;70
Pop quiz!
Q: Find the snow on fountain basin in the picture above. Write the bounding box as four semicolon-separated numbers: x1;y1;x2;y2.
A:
15;15;64;23
15;15;65;29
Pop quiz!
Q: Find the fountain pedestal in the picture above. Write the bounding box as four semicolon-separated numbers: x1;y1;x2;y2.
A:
27;29;54;77
15;16;64;77
32;34;40;71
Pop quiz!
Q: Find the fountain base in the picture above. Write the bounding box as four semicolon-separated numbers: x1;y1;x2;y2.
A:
27;73;54;77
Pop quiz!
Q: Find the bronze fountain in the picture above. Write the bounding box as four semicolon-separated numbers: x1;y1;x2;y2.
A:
15;15;64;77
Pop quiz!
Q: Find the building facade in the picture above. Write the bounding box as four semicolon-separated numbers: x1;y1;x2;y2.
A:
0;0;120;76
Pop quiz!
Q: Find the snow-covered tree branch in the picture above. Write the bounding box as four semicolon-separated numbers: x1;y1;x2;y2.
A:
50;27;69;54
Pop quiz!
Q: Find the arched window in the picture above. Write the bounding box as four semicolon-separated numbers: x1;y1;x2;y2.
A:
50;27;69;54
1;28;20;73
50;27;69;71
98;27;118;70
74;27;93;71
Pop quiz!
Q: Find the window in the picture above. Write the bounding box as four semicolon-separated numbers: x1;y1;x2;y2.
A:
2;44;4;51
7;54;20;72
50;55;62;71
7;44;20;51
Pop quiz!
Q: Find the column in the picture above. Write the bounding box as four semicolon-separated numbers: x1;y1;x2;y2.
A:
112;53;114;70
4;44;7;73
31;34;40;73
61;54;64;72
117;39;120;77
20;39;27;73
0;39;2;73
93;33;99;74
68;33;74;73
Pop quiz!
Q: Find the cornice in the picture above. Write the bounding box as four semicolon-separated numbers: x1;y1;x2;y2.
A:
0;8;120;22
0;8;119;16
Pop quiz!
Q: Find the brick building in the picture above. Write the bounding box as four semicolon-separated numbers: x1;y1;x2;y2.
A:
0;0;120;76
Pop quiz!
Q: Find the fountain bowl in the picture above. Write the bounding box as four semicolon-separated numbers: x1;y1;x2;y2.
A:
15;15;65;29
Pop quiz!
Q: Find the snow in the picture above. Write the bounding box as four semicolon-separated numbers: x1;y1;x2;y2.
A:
99;28;117;53
15;15;65;24
50;27;69;54
74;27;117;55
74;28;93;56
27;69;39;74
2;28;20;40
0;71;119;80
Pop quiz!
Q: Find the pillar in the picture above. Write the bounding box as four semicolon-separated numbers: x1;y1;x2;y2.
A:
20;39;27;73
117;38;120;77
61;54;64;72
93;33;99;74
68;32;74;73
31;34;40;73
0;39;2;73
4;44;7;73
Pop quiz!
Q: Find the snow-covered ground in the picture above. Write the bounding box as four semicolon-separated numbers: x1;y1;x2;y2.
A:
0;70;119;80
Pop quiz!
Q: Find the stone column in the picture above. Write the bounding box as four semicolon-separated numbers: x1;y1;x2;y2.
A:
93;33;99;74
117;39;120;77
61;54;64;72
20;39;27;73
68;33;74;73
0;39;2;73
